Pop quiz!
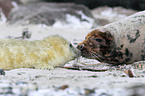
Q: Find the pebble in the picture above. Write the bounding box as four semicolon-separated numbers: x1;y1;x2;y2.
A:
0;69;5;75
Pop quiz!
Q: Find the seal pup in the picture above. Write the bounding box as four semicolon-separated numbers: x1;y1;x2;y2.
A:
77;11;145;65
0;35;80;70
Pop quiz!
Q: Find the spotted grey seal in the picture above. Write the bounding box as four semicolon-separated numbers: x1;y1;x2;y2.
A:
77;11;145;65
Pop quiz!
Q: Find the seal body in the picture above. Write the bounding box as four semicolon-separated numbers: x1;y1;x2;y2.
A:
0;35;80;70
77;11;145;65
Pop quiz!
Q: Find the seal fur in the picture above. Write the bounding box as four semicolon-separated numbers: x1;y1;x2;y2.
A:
77;11;145;65
0;35;80;70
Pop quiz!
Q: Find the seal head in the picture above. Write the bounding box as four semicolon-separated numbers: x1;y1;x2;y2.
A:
77;29;114;62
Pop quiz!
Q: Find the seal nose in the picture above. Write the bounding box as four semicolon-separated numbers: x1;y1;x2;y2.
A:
77;44;84;50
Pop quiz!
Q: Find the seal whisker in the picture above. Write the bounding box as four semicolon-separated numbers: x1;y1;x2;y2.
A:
91;53;102;61
88;51;104;61
89;50;104;59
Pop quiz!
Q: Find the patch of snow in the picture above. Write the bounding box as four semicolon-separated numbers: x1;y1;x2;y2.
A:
53;14;93;29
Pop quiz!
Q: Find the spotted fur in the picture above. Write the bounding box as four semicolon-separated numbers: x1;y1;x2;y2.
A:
77;11;145;65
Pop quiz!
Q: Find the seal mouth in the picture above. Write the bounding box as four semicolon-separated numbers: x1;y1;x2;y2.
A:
77;45;105;62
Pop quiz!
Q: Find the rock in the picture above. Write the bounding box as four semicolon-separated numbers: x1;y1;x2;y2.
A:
58;85;69;90
8;2;97;28
0;0;13;17
42;0;145;11
18;0;41;4
91;6;137;26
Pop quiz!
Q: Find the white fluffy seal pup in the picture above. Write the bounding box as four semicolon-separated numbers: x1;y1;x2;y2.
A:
0;35;80;70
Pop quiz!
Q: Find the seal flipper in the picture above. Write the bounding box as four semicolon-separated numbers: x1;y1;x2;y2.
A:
0;69;5;75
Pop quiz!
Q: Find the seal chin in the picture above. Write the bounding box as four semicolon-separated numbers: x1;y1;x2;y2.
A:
77;44;105;62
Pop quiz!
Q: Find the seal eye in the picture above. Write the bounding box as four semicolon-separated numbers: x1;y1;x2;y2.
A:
69;44;72;47
95;38;102;42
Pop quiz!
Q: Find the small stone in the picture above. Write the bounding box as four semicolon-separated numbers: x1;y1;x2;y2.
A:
84;88;95;95
58;85;69;90
124;69;135;78
113;73;117;77
0;69;5;75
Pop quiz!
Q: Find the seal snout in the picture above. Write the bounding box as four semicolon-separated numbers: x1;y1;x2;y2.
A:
76;43;89;58
77;44;85;50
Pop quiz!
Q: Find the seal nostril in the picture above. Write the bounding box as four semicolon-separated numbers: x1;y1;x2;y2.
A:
80;44;84;49
77;44;84;50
